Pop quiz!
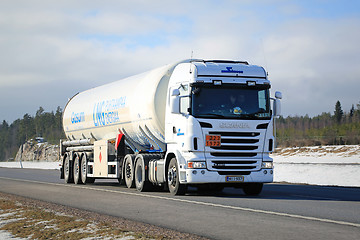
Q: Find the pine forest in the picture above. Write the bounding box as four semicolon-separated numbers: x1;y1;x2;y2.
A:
1;101;360;161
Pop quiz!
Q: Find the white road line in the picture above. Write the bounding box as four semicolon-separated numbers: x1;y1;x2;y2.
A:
1;176;359;228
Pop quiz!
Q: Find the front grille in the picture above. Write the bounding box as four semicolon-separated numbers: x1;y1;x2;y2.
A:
221;138;259;144
210;152;257;157
206;130;263;172
213;165;256;169
218;171;251;176
209;131;260;137
211;145;258;151
212;160;256;164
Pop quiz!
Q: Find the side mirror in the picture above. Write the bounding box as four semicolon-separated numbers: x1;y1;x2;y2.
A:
273;99;281;117
170;89;180;114
275;91;282;99
171;88;180;97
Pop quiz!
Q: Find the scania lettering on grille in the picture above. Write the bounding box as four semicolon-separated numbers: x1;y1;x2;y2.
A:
219;122;250;128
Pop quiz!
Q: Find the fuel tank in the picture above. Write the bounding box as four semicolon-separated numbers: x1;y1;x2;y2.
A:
62;60;189;151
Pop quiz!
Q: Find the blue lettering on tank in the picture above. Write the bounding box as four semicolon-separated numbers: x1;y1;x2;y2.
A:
93;96;126;126
71;112;85;124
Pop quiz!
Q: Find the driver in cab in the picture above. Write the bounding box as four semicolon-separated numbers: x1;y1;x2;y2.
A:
222;94;245;115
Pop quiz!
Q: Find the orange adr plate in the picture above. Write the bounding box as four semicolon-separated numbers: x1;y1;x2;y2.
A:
206;135;221;146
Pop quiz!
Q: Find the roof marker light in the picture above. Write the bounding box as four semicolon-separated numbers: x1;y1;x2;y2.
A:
247;81;256;86
213;80;222;85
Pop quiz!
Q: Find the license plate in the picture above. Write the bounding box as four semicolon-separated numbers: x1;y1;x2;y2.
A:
226;176;244;182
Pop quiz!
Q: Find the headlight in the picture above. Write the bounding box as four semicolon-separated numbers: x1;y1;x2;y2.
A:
261;162;273;169
188;161;206;169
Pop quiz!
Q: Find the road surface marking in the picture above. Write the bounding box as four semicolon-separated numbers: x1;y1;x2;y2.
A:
1;176;359;228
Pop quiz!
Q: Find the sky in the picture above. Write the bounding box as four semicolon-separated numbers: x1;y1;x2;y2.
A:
1;0;360;123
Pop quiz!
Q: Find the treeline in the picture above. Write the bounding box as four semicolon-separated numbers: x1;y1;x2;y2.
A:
277;101;360;147
0;107;65;161
1;101;359;160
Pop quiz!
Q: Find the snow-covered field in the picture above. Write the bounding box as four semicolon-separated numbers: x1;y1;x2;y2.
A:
272;145;360;187
1;145;359;187
0;161;60;170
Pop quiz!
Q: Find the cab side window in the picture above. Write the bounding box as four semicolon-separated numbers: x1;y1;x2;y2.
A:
179;84;189;114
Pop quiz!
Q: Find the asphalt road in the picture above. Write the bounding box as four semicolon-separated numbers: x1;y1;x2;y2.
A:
0;167;359;240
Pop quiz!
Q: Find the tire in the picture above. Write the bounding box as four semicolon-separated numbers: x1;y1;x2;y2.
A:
167;158;186;195
80;153;94;184
242;183;263;196
60;156;64;179
124;155;135;188
73;153;82;184
64;155;74;184
134;155;152;192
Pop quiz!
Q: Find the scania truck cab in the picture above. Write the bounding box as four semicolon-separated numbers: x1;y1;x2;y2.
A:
164;60;281;194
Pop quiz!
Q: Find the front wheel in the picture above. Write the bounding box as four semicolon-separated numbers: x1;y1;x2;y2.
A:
167;158;186;195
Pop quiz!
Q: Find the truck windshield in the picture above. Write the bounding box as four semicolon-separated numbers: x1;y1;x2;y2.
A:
191;85;271;120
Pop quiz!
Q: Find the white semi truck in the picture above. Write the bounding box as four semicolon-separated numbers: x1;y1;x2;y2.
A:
60;59;282;195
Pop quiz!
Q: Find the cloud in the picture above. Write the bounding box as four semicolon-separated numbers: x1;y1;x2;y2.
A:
0;0;359;122
263;18;360;115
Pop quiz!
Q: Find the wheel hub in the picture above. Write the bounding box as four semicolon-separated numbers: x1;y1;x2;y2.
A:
168;166;177;187
75;159;79;175
81;161;86;175
126;164;132;178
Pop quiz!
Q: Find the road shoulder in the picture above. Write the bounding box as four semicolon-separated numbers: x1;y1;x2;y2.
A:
0;192;207;240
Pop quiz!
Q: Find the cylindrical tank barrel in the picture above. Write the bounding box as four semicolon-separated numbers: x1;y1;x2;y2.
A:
62;60;189;151
62;139;94;146
66;146;94;152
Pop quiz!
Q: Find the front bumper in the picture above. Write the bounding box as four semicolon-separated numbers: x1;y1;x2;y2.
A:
181;168;273;184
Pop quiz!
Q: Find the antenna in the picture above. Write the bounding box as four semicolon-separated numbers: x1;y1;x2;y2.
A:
189;50;194;73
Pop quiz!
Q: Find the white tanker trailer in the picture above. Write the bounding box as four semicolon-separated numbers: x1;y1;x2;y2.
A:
60;59;282;195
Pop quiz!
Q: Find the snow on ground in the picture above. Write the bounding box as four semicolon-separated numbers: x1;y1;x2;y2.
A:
272;145;360;187
0;145;359;187
0;161;60;170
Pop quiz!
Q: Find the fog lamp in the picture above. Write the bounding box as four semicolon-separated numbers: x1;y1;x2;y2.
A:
188;161;206;169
